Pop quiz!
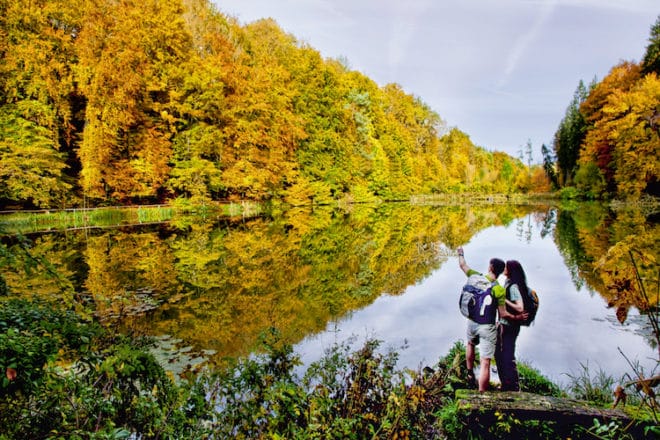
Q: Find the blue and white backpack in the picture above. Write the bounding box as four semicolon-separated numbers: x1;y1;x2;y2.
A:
459;274;498;325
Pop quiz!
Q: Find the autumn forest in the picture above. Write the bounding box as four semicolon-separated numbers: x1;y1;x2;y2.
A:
1;1;658;209
1;0;557;210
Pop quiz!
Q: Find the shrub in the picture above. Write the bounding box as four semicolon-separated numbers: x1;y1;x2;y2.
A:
518;362;564;397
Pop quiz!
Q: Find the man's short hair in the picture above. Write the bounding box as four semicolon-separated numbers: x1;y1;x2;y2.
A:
490;258;505;277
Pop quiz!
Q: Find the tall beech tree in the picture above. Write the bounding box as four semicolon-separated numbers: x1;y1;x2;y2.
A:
291;52;353;204
75;0;192;201
218;19;306;200
167;0;239;203
595;73;660;199
577;62;643;198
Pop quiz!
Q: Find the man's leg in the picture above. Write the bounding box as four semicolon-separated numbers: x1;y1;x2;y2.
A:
477;324;497;392
479;357;491;392
466;341;477;387
466;341;475;371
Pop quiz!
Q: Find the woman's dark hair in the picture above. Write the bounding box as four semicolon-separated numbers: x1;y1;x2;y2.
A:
505;260;528;294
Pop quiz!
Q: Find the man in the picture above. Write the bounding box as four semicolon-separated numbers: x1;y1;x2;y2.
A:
457;247;505;392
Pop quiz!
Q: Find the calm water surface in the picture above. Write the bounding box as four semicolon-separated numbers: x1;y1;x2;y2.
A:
295;217;657;386
3;202;657;386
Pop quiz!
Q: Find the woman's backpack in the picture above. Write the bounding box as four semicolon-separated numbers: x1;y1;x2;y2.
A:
506;283;539;326
520;288;539;326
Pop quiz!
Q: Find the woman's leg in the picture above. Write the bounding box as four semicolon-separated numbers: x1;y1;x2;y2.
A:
497;324;520;391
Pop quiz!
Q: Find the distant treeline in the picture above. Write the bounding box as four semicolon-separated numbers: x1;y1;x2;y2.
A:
0;0;547;209
548;15;660;201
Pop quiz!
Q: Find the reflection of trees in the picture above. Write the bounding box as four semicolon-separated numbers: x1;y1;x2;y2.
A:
83;228;180;320
2;233;79;306
554;203;659;331
555;209;591;291
538;208;557;239
2;203;544;363
125;203;540;361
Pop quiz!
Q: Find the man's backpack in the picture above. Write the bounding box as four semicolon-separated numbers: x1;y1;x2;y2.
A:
506;284;539;326
459;274;498;325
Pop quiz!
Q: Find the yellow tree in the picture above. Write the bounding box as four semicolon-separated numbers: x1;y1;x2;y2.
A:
377;83;444;197
75;0;192;201
0;0;79;207
292;54;355;204
579;62;642;197
602;73;660;199
438;128;474;191
166;0;241;202
219;19;306;200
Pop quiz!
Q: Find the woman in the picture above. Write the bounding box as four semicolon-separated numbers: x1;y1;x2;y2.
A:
496;259;528;391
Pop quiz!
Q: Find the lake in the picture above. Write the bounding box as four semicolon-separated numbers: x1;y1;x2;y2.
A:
2;201;658;387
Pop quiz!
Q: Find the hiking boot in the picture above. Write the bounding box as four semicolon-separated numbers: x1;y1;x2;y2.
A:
466;371;477;389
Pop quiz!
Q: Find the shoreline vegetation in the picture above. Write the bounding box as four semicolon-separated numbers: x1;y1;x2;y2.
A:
0;0;657;435
2;192;657;235
0;298;657;439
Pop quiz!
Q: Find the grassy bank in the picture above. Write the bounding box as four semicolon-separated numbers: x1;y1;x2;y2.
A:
0;201;263;234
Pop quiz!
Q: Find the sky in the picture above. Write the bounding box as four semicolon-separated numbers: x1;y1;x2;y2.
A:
213;0;658;163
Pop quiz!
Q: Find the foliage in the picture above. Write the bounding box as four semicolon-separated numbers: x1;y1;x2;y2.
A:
0;0;533;209
541;143;559;189
574;161;607;199
518;363;564;397
0;296;657;439
198;331;453;439
563;361;617;407
553;16;660;201
642;15;660;75
576;419;636;440
553;80;590;186
0;299;99;395
0;299;212;439
0;103;72;207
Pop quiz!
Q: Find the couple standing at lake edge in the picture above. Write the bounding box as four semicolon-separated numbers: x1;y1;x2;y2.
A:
457;247;530;392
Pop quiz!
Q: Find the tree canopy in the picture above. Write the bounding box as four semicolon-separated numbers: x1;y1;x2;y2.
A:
553;15;660;201
0;0;541;209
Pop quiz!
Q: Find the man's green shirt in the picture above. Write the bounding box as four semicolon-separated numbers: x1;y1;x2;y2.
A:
466;269;505;307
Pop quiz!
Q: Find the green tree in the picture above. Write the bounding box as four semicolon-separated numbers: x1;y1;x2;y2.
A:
293;54;354;204
0;102;72;207
541;143;559;189
554;80;589;186
642;15;660;75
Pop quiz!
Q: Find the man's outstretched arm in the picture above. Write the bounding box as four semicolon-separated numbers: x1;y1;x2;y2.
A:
457;247;470;275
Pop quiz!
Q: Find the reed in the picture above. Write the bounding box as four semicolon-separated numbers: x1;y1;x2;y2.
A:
0;205;176;234
0;202;264;234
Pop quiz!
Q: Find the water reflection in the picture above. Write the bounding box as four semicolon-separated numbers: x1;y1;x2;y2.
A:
295;213;658;386
2;201;657;384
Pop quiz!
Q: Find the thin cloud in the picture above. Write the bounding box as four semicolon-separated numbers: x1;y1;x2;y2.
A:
553;0;659;13
498;1;557;88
